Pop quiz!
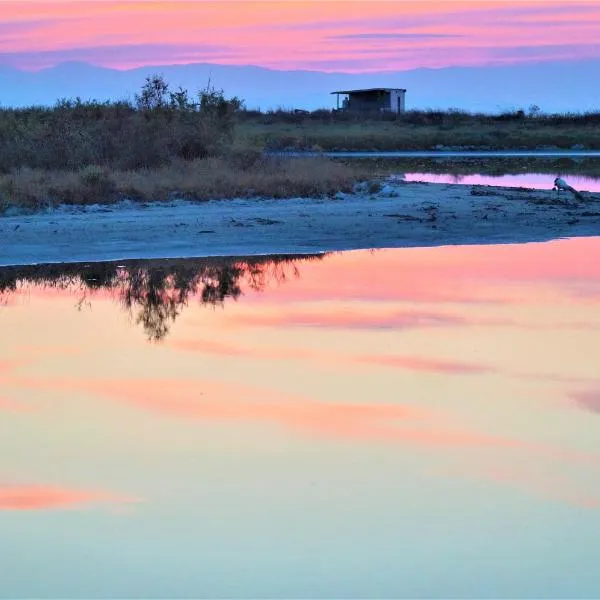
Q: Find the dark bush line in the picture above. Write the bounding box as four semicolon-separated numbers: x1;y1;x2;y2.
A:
237;107;600;126
0;75;243;173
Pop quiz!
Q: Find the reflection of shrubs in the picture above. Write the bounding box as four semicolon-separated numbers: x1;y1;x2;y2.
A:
0;255;323;340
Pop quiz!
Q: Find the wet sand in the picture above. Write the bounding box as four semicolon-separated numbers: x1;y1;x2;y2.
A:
2;180;600;266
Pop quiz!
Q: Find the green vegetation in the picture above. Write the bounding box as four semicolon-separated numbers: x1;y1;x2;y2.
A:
1;76;600;211
238;108;600;152
0;75;362;211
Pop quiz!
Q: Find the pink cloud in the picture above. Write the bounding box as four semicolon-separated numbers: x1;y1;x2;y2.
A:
0;484;139;511
1;1;600;71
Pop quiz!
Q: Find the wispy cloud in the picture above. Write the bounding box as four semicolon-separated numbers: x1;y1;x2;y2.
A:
0;2;599;71
330;33;465;40
0;43;234;70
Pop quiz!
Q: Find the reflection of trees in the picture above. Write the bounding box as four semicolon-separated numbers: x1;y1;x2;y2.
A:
0;254;323;341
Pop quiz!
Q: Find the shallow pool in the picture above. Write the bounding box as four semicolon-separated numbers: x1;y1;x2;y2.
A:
1;239;600;598
403;171;600;192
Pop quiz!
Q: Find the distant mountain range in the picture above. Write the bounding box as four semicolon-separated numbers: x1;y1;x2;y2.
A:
1;60;599;113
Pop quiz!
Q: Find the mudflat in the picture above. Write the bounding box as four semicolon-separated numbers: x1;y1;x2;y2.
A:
2;180;600;266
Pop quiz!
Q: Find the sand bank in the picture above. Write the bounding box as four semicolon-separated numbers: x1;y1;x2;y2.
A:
2;180;600;266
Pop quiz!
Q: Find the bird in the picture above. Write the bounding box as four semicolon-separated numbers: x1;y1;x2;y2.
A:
553;177;584;202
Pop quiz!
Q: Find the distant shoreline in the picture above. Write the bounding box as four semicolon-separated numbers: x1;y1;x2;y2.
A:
272;150;600;158
2;180;600;267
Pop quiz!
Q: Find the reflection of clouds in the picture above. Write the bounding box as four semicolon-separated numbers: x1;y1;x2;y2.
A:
11;376;524;450
6;371;600;509
0;397;31;412
571;389;600;414
259;239;600;307
171;337;495;375
0;361;26;410
442;463;600;510
0;359;23;374
172;339;315;362
227;308;468;330
0;485;139;511
353;354;494;375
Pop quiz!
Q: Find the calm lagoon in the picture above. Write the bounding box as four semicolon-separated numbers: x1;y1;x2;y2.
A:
1;238;599;598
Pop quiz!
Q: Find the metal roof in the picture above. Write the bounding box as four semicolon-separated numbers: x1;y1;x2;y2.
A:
331;88;406;94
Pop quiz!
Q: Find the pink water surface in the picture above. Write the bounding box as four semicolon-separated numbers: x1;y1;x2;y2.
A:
404;172;600;191
1;238;600;598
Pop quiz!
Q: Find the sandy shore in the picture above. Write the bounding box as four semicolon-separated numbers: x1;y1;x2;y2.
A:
2;180;600;266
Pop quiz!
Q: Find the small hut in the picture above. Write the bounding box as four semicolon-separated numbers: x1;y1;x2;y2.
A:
331;88;406;114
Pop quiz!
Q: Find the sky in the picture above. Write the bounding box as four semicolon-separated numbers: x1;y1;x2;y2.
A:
1;1;600;72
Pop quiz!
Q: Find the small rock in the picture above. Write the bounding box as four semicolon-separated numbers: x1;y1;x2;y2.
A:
379;184;399;197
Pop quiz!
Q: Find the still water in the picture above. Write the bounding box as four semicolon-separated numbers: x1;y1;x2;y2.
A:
403;172;600;192
1;240;600;598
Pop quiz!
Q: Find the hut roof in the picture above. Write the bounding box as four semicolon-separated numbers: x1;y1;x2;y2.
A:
331;88;406;95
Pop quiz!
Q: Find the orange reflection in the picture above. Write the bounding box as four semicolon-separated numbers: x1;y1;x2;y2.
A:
245;238;600;305
0;397;31;412
0;485;138;511
352;354;494;375
5;375;546;451
171;337;494;375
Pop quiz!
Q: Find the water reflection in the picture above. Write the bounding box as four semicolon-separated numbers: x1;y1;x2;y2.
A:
1;239;600;597
342;156;600;188
0;254;322;340
404;171;600;191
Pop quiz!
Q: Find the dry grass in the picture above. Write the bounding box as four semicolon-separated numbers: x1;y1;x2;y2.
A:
4;88;599;213
0;156;363;211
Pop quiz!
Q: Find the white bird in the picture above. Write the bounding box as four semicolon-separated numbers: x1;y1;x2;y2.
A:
553;177;584;202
